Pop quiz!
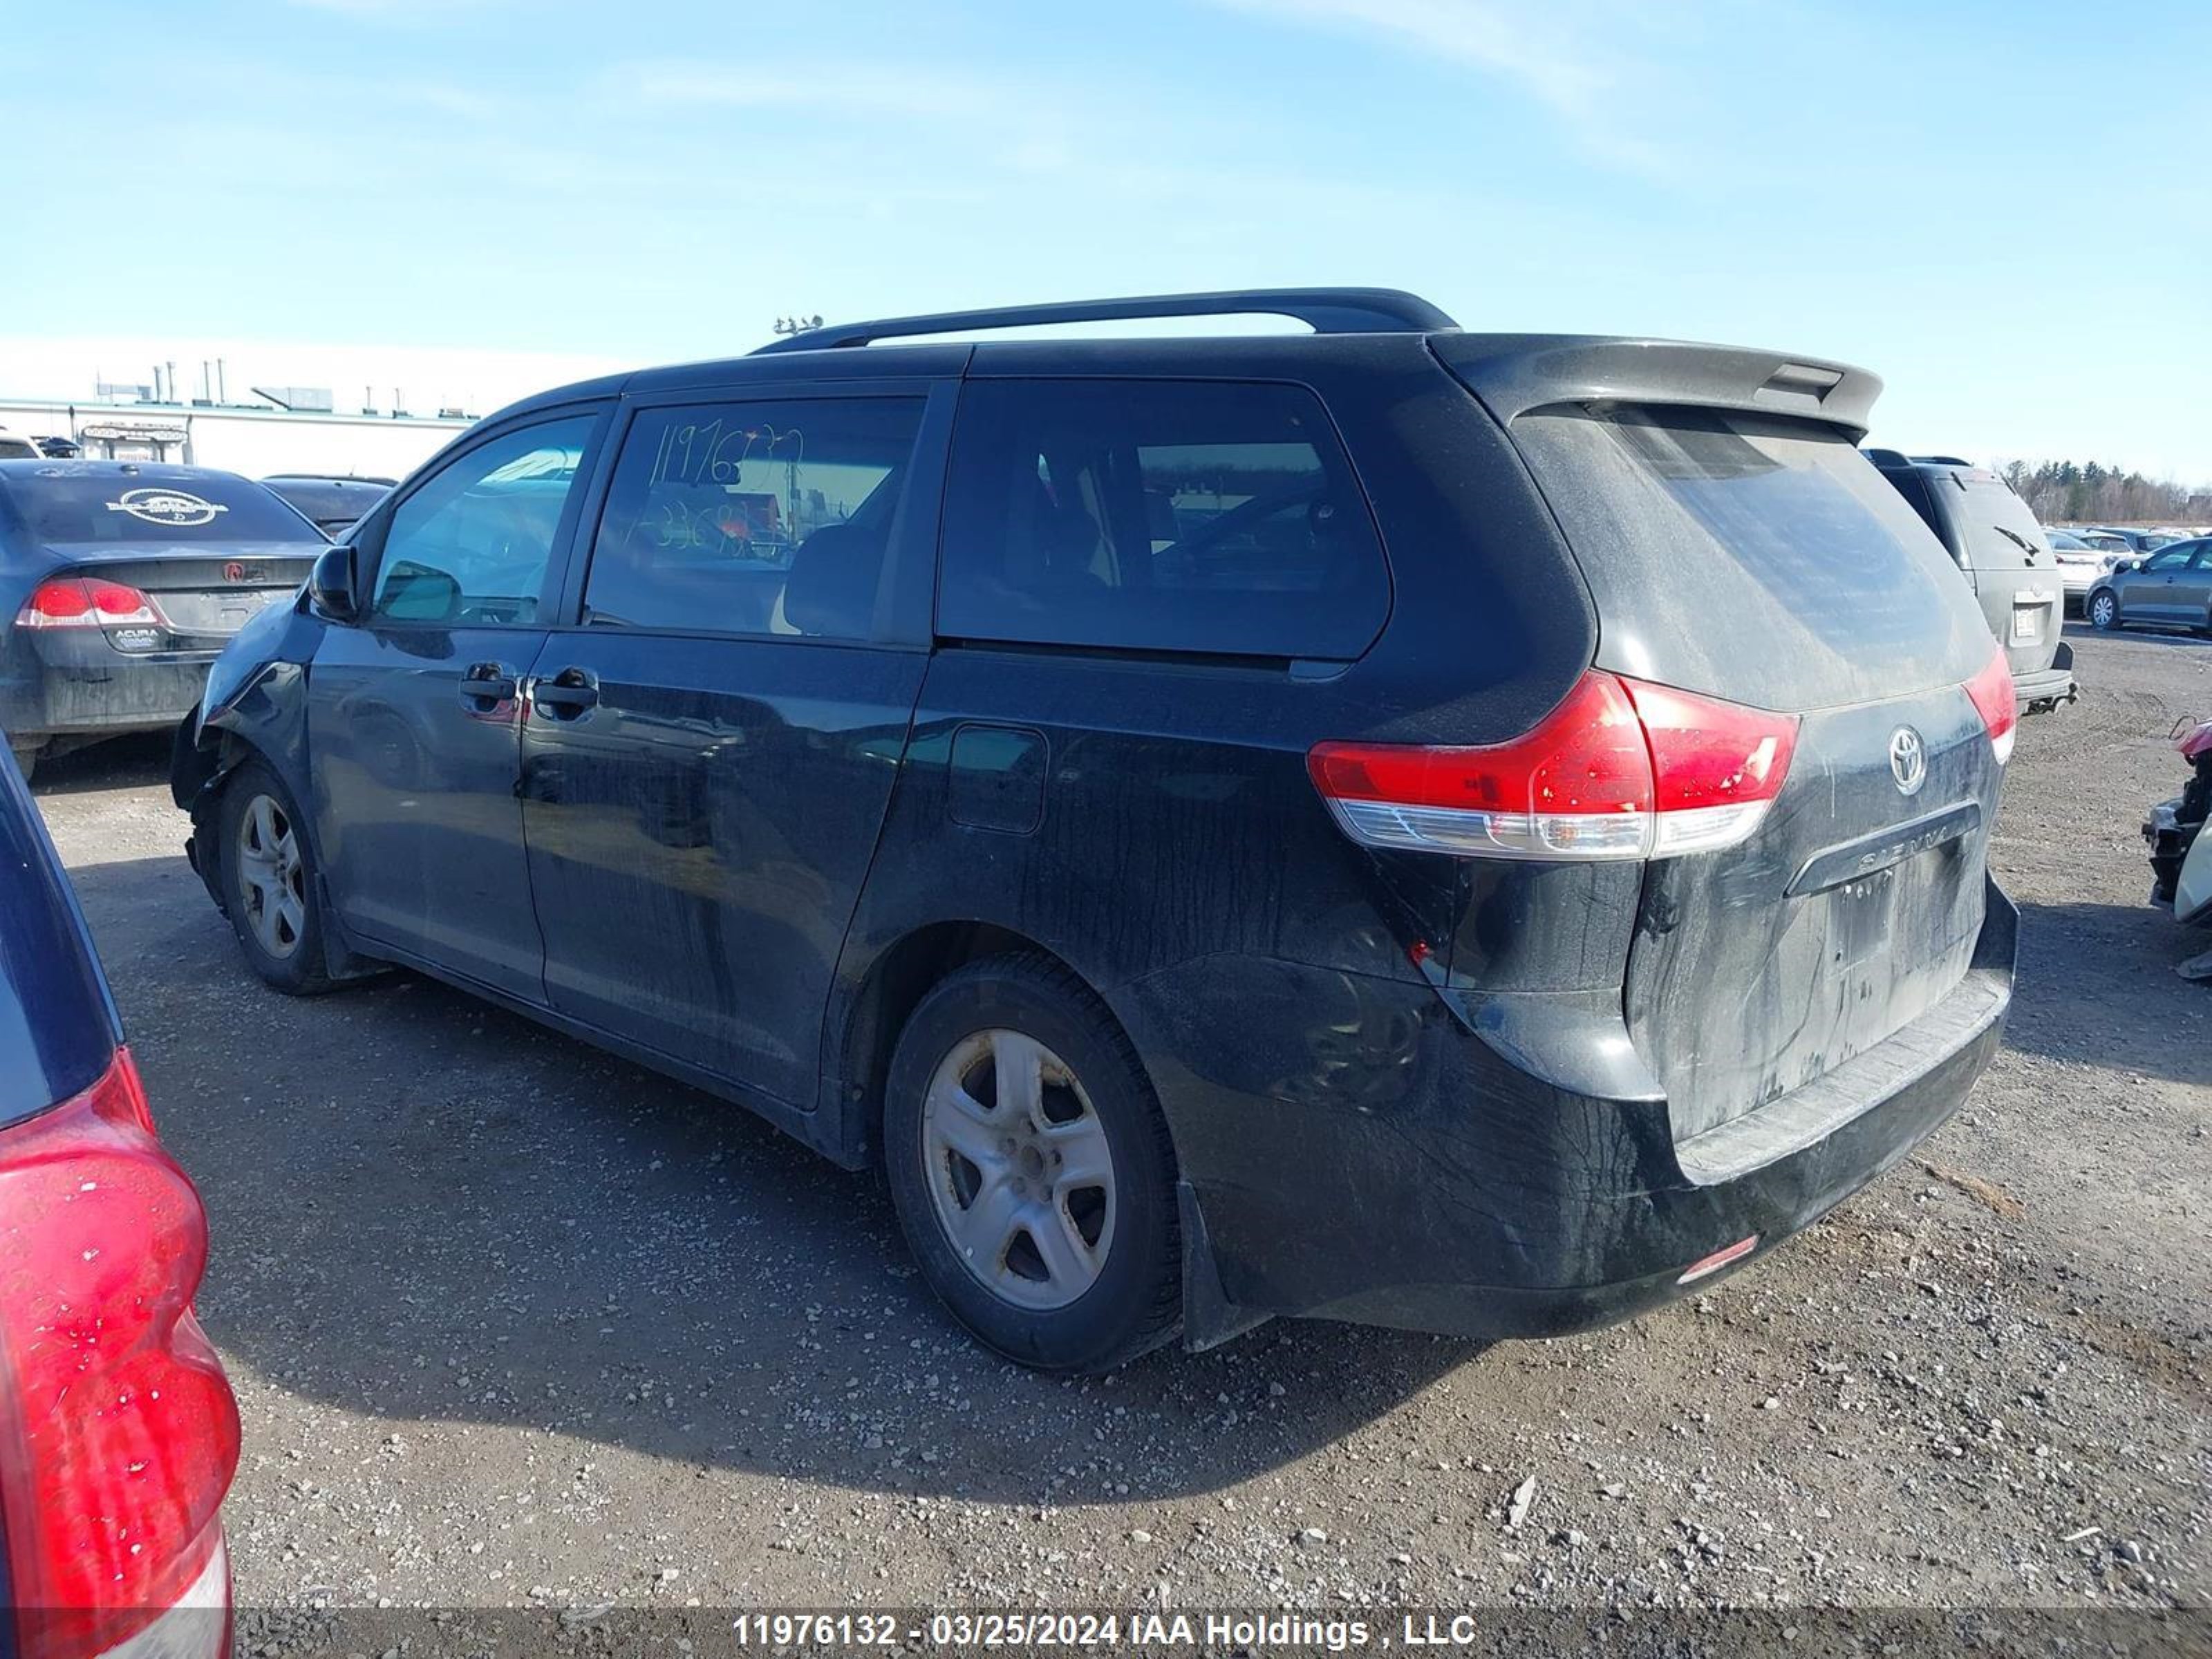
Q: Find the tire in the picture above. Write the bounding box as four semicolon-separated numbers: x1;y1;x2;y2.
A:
216;760;335;995
8;739;37;782
883;954;1181;1372
2088;590;2119;630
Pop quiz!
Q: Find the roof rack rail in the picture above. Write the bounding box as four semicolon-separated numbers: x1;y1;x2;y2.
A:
1910;454;1976;467
751;288;1459;355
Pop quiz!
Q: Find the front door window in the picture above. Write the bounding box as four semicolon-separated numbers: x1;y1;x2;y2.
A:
369;418;594;626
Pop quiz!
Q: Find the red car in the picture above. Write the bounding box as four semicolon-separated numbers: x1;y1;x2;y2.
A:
0;748;238;1659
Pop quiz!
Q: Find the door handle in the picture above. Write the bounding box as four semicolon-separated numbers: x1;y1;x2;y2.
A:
531;667;599;720
460;661;518;706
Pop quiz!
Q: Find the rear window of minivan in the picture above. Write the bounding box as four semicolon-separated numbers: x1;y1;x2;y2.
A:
1510;405;1991;709
1940;471;2050;571
939;379;1389;659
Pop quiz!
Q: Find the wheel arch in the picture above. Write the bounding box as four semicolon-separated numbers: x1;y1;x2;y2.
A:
823;919;1158;1172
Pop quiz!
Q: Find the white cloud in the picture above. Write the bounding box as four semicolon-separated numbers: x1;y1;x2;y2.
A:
280;0;500;15
601;59;1013;122
1206;0;1688;174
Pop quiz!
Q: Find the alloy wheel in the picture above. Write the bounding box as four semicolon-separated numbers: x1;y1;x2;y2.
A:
236;793;307;960
921;1028;1117;1311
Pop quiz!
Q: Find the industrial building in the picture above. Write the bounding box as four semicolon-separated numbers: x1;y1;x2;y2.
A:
0;370;474;480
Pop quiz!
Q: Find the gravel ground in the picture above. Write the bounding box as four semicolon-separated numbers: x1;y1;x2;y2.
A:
27;624;2210;1620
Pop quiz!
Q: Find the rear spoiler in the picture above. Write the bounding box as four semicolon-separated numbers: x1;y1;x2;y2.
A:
1432;335;1883;440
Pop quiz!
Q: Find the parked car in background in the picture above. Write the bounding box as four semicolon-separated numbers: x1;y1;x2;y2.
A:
2072;527;2135;559
0;748;238;1659
1867;451;2075;712
2086;536;2212;632
261;473;395;538
2044;527;2117;612
32;436;82;460
2086;525;2184;556
2;461;326;778
176;290;2019;1372
0;428;39;462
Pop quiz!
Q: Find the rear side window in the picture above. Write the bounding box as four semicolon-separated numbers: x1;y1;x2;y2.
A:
1512;406;1993;709
586;397;924;640
0;472;319;544
939;379;1387;659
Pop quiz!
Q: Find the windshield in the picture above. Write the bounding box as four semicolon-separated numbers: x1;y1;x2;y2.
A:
0;471;320;544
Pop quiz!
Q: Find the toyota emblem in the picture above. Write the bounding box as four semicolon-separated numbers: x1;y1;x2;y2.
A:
1888;726;1927;796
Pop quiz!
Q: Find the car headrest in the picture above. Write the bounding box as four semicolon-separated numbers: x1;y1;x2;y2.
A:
782;522;885;639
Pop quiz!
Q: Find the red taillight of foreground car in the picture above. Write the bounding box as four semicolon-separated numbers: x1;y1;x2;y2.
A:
1308;669;1799;861
1962;646;2018;765
14;578;165;630
0;1047;238;1659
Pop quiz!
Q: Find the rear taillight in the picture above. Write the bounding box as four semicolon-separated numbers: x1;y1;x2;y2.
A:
1308;670;1799;861
0;1048;238;1659
1962;648;2018;765
15;578;165;630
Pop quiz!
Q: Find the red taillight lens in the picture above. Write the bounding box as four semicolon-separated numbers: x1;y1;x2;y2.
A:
1620;677;1799;856
17;579;94;624
0;1048;239;1659
15;577;164;630
1309;670;1799;861
1962;647;2018;765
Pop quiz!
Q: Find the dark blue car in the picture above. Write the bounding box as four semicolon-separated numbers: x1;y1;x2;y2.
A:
173;289;2019;1372
1;460;324;778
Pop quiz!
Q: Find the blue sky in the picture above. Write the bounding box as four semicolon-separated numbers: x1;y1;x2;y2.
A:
7;0;2209;477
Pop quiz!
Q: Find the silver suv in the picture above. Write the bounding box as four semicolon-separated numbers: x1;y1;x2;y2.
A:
1868;451;2076;713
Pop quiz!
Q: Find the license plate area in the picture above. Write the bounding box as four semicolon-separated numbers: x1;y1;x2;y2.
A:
161;588;280;635
1828;865;1897;969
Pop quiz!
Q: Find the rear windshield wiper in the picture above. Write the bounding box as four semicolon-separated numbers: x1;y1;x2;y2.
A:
1990;525;2038;558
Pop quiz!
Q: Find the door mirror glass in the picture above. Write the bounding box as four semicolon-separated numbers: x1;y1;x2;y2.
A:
307;544;358;621
375;560;462;621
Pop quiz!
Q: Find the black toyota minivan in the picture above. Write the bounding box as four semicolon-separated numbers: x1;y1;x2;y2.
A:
174;290;2019;1371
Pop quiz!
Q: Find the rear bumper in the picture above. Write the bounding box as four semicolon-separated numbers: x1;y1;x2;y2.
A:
1139;880;2016;1345
0;635;219;744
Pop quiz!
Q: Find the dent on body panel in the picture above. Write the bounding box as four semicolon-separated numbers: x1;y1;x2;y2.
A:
1134;954;1680;1307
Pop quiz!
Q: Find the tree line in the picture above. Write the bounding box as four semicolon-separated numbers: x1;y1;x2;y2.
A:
1995;459;2212;527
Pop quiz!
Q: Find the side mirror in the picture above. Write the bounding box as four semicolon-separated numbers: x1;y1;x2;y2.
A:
308;544;359;621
